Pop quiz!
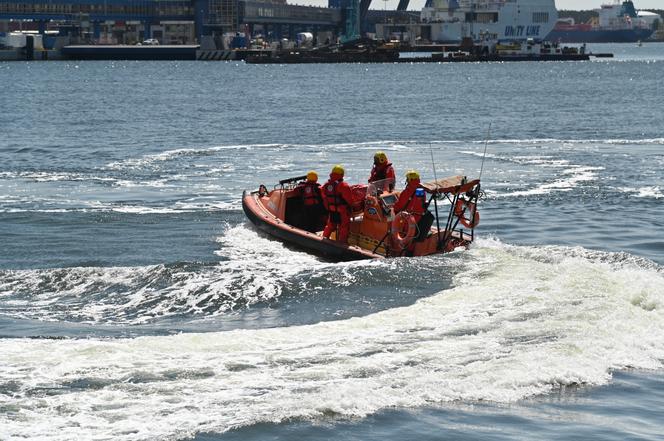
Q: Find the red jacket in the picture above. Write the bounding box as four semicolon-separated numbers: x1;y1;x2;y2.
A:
368;163;396;185
297;181;322;206
394;179;426;218
323;176;353;212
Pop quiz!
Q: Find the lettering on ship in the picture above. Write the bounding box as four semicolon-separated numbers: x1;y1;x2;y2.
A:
504;25;541;37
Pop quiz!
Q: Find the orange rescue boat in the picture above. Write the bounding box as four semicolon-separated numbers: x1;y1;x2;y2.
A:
242;175;481;261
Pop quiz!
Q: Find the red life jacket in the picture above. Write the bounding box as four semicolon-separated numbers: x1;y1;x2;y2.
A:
369;163;394;183
394;182;426;217
405;187;427;217
299;182;321;206
323;180;350;212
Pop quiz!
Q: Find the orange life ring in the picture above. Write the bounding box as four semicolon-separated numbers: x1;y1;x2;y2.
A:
454;199;480;228
391;211;417;250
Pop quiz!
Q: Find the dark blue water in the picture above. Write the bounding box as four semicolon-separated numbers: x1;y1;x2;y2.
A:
1;43;663;440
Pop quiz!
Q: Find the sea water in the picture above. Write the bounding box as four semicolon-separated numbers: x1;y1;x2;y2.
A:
1;43;663;440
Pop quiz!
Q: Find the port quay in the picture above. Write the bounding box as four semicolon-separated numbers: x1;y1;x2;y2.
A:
0;0;358;44
0;0;372;60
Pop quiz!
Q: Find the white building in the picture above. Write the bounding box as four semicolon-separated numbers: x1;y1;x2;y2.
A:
637;10;662;29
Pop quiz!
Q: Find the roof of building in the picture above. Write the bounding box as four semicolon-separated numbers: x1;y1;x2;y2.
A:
638;11;662;17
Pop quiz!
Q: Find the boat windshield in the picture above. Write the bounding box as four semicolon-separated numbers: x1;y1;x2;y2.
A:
366;178;396;197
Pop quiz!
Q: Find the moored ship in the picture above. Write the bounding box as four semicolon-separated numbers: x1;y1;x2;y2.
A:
547;1;654;43
377;0;558;43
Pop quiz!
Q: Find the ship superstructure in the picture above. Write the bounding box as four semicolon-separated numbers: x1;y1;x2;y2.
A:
377;0;558;44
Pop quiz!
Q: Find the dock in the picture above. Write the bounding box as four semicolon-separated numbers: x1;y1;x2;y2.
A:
1;38;613;63
243;36;621;64
246;50;605;64
60;45;199;61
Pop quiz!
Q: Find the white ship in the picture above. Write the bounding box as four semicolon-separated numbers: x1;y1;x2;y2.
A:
378;0;558;44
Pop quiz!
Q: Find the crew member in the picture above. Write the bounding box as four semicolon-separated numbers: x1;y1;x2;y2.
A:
322;165;354;243
393;170;431;241
368;151;396;192
296;171;324;233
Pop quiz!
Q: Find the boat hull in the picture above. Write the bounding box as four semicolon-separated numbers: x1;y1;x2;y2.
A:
546;28;653;43
242;174;479;261
242;190;379;261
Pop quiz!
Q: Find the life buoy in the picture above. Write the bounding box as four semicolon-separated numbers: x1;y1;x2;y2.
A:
454;199;480;228
391;211;417;250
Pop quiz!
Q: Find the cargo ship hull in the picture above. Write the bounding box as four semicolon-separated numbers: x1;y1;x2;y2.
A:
548;1;656;43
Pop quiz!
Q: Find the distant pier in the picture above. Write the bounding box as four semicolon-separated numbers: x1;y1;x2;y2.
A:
1;41;614;63
60;45;199;61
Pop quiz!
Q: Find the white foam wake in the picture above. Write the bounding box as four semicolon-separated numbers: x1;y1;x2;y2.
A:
459;151;602;197
0;198;240;214
464;138;664;145
617;186;664;199
504;165;601;197
2;240;663;440
103;141;412;171
100;138;664;173
0;225;327;324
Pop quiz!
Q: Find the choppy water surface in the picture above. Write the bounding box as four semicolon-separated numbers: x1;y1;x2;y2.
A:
1;43;663;440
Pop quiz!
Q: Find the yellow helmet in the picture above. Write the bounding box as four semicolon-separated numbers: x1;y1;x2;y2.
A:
405;169;420;182
331;164;345;176
373;151;388;165
306;170;318;182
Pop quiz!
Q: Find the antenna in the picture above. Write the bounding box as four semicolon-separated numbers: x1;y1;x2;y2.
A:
429;141;443;249
429;141;439;183
479;123;491;180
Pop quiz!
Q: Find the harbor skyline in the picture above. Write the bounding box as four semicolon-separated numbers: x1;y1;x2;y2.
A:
289;0;663;11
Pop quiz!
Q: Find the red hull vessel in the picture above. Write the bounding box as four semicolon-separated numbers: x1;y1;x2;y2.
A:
242;175;482;261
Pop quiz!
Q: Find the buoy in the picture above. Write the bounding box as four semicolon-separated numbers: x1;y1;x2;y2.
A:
391;211;417;250
454;199;480;228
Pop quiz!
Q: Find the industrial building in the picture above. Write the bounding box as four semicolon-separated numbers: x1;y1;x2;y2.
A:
0;0;399;46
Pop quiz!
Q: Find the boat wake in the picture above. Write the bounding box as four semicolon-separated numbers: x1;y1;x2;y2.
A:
466;137;664;146
2;238;663;440
459;150;603;198
0;225;437;326
0;225;323;325
617;186;664;199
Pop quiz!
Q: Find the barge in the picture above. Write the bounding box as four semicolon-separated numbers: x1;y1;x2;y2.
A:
244;39;608;64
